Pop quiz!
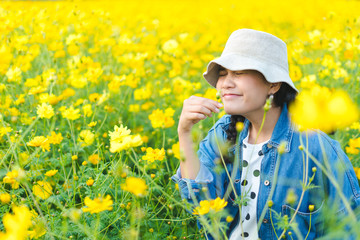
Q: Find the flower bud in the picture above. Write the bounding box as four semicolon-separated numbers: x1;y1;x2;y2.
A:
309;205;314;212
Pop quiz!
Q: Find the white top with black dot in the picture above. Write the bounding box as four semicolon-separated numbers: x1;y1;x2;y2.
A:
229;134;268;240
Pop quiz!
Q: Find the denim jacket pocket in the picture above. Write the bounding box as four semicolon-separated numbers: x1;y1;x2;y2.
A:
281;201;324;240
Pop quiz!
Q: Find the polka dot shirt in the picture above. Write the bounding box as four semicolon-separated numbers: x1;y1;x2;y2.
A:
229;134;268;240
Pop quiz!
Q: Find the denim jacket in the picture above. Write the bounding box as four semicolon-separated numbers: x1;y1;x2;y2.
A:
172;105;360;239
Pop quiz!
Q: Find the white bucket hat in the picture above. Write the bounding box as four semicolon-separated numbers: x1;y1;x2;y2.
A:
203;29;298;92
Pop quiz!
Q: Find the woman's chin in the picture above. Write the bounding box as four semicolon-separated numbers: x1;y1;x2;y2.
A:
223;107;243;116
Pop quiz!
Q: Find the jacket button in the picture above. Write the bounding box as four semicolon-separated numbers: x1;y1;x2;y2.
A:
264;180;270;186
267;143;272;148
263;219;269;223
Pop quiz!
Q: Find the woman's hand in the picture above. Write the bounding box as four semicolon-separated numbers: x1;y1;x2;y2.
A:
178;95;223;134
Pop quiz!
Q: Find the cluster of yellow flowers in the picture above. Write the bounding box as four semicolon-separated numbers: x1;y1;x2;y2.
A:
193;197;228;215
148;108;175;129
346;137;360;155
289;85;359;133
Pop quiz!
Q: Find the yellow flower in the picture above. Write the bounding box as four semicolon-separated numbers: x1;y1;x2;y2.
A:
27;221;46;239
142;147;165;163
0;193;11;204
0;205;32;239
345;138;360;155
45;169;58;177
36;103;54;119
210;197;228;212
88;121;97;127
62;106;81;120
172;142;180;160
78;130;95;147
83;104;93;117
82;195;113;214
0;126;12;138
193;198;228;215
61;88;76;99
309;205;315;212
129;104;140;113
193;200;211;215
86;178;94;186
88;154;100;164
27;136;50;152
89;93;101;102
109;125;142;153
148;108;175;128
6;66;22;83
32;181;52;200
289;86;359;133
121;177;147;197
47;131;63;145
353;167;360;180
162;39;179;54
3;170;20;189
134;84;152;100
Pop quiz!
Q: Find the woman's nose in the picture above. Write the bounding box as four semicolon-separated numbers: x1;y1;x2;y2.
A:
218;73;235;89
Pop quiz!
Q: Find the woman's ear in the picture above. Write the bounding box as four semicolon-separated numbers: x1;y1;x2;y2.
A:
269;82;282;95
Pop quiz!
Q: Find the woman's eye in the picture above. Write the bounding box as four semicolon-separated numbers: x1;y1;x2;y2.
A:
219;72;227;76
235;72;244;75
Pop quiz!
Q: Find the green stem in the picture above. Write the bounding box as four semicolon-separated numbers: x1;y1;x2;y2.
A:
304;212;311;240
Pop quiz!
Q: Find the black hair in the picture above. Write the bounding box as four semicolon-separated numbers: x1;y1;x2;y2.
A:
223;82;297;164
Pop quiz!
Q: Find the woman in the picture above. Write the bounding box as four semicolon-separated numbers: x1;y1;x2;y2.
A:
172;29;360;239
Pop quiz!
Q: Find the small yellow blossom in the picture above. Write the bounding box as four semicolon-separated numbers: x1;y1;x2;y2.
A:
109;125;143;153
45;170;58;177
0;205;32;239
0;126;12;138
32;181;52;200
86;178;94;186
148;108;175;128
82;195;113;214
47;131;63;145
36;103;54;119
88;121;97;127
62;106;81;120
88;154;100;164
71;155;78;161
172;142;180;160
193;197;228;215
142;147;165;163
121;177;147;197
78;130;95;147
83;104;93;117
0;193;11;204
27;136;50;152
3;170;20;189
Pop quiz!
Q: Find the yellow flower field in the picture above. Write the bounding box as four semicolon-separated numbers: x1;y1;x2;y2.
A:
0;0;360;239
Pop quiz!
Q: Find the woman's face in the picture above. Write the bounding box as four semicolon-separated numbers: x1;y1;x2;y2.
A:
216;67;271;117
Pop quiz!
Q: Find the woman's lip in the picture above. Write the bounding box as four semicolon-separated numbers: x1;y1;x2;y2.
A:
222;94;243;100
223;94;243;97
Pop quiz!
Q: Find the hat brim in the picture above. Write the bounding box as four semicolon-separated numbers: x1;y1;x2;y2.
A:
203;54;298;92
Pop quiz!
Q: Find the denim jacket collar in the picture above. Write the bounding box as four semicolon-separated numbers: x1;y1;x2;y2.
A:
237;104;294;154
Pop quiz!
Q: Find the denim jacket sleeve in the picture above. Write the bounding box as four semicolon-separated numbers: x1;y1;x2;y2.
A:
312;132;360;239
171;115;231;205
319;133;360;211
